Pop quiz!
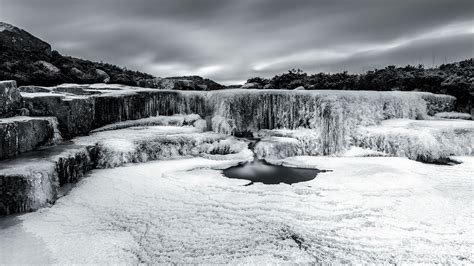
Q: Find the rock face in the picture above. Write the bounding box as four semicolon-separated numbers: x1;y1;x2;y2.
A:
22;85;208;138
0;116;61;160
0;80;21;118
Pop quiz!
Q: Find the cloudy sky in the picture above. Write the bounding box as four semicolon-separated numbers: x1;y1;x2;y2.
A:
1;0;472;84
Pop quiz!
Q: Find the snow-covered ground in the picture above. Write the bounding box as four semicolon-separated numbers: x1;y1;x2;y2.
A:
1;156;472;264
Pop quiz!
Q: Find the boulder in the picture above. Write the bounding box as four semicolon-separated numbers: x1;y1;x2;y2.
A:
0;80;21;118
294;86;305;90
95;69;110;83
263;84;273;89
70;67;86;80
33;60;61;77
241;82;258;89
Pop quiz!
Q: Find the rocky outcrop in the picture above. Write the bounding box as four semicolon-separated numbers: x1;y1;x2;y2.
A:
0;116;61;160
138;76;225;91
0;80;21;118
0;22;51;57
0;22;154;86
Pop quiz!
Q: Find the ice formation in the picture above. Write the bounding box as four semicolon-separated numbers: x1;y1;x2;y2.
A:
208;89;454;154
252;119;474;162
353;119;474;162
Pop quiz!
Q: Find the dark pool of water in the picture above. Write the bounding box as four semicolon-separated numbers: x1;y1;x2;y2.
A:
223;160;322;185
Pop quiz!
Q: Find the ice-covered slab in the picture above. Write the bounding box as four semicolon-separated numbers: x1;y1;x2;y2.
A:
0;116;61;160
1;156;471;263
434;111;472;120
0;120;250;215
353;119;474;162
252;119;473;162
0;143;93;215
21;85;208;138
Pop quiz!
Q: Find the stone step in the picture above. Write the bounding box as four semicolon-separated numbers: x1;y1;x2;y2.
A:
0;80;21;118
0;116;61;160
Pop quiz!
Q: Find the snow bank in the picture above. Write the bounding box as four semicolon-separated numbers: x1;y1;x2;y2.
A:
2;156;471;263
353;119;474;162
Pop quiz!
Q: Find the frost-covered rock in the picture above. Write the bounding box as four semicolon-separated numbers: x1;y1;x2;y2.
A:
353;119;474;162
0;121;250;215
254;128;323;159
434;112;472;120
90;114;203;133
0;80;21;118
0;116;61;160
85;129;248;168
253;119;474;162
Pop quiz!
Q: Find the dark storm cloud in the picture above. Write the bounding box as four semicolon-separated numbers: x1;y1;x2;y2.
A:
1;0;472;84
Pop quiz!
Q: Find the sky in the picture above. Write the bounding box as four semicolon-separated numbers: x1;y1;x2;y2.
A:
1;0;472;85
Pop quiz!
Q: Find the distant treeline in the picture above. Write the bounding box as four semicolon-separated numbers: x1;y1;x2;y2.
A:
245;59;473;113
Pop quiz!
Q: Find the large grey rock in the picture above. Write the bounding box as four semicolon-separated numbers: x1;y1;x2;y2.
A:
241;82;258;89
0;116;60;160
95;69;110;83
0;80;21;118
33;60;60;77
